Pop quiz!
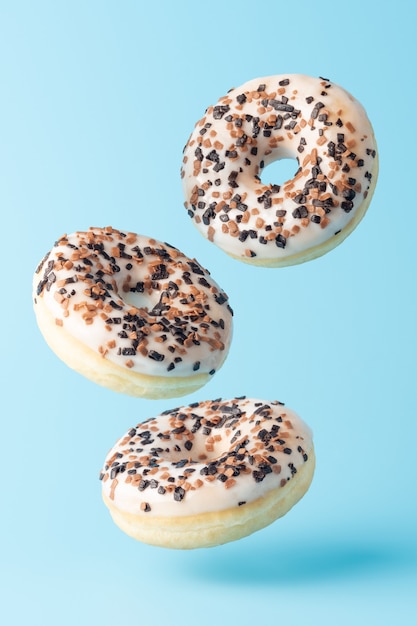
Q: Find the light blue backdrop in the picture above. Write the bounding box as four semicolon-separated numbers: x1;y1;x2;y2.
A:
1;1;416;624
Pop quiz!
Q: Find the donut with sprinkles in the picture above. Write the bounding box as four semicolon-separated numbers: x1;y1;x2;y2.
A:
100;397;315;549
33;227;233;399
181;74;378;266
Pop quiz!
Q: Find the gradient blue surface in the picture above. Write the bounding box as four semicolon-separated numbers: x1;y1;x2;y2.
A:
1;1;416;624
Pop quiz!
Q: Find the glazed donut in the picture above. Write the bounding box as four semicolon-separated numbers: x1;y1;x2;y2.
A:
181;74;378;267
33;227;233;399
100;397;315;549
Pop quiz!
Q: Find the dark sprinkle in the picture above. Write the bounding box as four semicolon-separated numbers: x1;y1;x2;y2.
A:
288;463;297;475
122;347;136;356
253;470;265;483
292;206;309;219
275;234;287;249
214;292;227;305
188;261;204;276
148;350;165;362
151;264;169;281
173;459;188;469
213;105;230;120
174;487;186;501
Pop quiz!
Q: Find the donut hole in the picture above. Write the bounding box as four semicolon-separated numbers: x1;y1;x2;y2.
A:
122;288;152;311
121;279;170;315
260;156;300;188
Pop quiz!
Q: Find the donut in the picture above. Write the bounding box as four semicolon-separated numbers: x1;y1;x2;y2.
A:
32;227;233;399
181;74;378;267
100;397;315;549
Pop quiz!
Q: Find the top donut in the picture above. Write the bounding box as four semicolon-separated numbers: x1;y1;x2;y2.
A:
181;74;378;267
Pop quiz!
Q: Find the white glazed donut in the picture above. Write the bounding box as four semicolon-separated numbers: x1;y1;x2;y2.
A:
181;74;378;266
100;397;315;549
33;227;233;399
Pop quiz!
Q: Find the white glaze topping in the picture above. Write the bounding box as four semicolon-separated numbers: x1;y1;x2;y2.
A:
100;397;313;517
181;74;378;261
33;227;233;378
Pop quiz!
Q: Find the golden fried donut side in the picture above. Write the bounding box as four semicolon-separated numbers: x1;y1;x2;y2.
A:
103;447;315;549
33;289;212;398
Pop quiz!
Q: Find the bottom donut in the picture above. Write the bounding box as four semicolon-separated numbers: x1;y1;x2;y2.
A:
100;397;315;549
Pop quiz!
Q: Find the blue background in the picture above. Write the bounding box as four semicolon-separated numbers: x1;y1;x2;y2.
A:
1;1;416;624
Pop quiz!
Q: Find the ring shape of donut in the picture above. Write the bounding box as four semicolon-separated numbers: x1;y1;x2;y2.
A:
33;227;233;399
100;397;314;549
181;74;378;267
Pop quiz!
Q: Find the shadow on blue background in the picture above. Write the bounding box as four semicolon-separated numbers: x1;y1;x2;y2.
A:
180;536;415;587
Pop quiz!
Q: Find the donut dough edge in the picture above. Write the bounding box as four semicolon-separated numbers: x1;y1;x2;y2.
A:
102;446;315;549
33;291;214;399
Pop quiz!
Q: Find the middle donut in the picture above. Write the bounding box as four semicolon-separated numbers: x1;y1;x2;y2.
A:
32;227;233;399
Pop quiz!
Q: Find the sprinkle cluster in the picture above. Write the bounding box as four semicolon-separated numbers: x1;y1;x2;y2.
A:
181;74;377;260
100;397;312;516
34;227;233;377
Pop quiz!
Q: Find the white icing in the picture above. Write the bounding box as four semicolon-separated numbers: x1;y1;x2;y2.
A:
100;398;313;517
181;74;378;261
33;227;233;378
